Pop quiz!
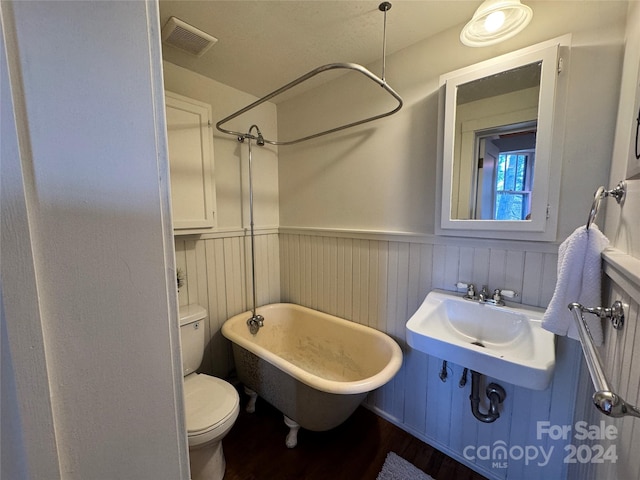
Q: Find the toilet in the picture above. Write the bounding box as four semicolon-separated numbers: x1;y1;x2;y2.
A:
179;304;240;480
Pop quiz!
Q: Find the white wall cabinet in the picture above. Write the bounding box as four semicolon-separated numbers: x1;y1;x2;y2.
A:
165;92;216;233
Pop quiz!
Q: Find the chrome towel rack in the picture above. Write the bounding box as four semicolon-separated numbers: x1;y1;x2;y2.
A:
569;302;640;419
586;181;626;229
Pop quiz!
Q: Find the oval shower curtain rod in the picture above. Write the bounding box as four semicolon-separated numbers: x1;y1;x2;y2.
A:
215;3;403;146
216;62;403;146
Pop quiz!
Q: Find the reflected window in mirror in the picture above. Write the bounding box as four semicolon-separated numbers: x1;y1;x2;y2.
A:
475;124;536;220
495;151;532;220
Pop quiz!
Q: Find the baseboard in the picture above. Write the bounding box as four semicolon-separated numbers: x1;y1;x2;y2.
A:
361;402;502;480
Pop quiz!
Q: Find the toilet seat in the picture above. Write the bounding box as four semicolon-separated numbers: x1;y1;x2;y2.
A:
184;374;240;447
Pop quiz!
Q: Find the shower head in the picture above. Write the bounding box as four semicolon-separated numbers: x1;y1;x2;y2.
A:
248;125;265;146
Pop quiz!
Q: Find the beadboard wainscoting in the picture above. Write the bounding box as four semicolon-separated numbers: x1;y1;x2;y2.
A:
279;229;581;480
174;226;590;479
174;229;280;378
570;252;640;480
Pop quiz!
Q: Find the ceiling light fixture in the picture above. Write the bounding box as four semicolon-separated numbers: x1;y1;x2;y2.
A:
460;0;533;47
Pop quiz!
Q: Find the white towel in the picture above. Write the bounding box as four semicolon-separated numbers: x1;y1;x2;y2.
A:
542;224;609;345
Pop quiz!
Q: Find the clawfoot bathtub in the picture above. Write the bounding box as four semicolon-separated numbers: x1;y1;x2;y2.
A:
221;303;403;447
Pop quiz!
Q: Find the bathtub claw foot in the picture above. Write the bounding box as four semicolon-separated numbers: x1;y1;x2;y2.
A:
283;416;300;448
244;386;258;414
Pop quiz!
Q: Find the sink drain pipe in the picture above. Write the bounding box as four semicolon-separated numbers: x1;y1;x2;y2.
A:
470;370;506;423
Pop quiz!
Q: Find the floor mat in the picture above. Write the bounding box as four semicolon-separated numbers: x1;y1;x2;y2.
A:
376;451;434;480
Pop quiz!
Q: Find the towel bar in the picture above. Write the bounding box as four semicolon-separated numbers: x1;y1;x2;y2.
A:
569;302;640;419
586;181;626;229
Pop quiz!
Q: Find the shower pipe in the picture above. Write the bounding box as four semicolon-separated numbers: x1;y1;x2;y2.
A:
244;125;264;335
233;63;402;333
225;3;403;332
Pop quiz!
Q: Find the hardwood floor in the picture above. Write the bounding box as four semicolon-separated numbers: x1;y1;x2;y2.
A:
223;392;488;480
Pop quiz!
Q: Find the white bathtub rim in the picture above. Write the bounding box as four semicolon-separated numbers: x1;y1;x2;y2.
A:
222;303;403;395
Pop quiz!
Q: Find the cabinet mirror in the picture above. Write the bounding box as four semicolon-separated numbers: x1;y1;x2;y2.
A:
438;40;565;241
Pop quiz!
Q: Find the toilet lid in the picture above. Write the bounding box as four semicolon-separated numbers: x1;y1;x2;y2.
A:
183;374;239;436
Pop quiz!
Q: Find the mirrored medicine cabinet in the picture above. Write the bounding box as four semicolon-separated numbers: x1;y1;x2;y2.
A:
437;37;570;241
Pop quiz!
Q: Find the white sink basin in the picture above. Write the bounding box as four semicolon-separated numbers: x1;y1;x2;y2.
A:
406;290;555;390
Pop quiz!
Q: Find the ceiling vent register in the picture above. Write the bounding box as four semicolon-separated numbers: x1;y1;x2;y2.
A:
162;16;218;57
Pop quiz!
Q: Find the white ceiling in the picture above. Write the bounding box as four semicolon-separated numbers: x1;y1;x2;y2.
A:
158;0;479;99
158;1;631;103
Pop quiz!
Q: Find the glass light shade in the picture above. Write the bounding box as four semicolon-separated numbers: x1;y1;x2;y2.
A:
460;0;533;47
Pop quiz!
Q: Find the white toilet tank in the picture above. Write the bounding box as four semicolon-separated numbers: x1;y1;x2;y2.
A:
179;304;207;376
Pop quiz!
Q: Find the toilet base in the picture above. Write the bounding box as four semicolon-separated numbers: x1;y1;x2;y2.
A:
189;441;225;480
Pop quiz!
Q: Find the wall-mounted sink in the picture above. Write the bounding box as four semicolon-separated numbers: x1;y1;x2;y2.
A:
406;290;555;390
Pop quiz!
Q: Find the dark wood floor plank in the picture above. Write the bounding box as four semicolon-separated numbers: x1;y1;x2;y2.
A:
223;393;488;480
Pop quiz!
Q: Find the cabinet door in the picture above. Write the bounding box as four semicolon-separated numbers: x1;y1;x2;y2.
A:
165;92;215;232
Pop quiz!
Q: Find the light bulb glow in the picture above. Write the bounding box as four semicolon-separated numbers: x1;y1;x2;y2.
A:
460;0;533;47
484;10;506;33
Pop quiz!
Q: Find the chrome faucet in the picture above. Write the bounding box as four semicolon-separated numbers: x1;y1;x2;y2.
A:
458;282;517;306
479;288;518;306
458;280;517;306
246;313;264;335
493;289;504;304
478;285;490;303
478;286;503;305
459;283;477;300
465;283;476;300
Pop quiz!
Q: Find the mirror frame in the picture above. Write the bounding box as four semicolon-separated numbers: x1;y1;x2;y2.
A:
437;36;570;241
